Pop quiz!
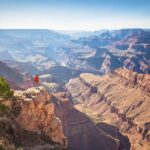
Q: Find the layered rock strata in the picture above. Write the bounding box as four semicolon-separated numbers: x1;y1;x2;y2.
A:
66;68;150;149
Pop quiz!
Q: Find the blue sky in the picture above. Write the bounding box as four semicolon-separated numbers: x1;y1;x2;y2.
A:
0;0;150;31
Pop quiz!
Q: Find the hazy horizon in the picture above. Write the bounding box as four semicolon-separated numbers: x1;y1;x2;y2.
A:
0;0;150;31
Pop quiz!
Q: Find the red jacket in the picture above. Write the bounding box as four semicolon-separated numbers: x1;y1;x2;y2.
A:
34;76;39;83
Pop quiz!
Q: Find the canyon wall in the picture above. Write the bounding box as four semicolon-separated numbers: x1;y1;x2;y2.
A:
52;92;130;150
66;68;150;149
0;86;130;150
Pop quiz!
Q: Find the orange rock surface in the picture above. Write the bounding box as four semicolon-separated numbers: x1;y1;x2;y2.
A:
66;68;150;149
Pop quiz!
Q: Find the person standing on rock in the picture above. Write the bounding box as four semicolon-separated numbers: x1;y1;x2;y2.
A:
34;75;40;87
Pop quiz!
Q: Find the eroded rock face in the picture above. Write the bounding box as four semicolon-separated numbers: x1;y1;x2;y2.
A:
14;87;67;147
51;92;130;150
0;87;67;149
66;68;150;149
112;68;150;93
10;87;130;150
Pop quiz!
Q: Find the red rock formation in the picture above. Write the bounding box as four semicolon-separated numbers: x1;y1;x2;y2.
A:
111;68;150;93
7;87;130;150
52;92;130;150
66;68;150;149
0;86;68;150
14;87;67;147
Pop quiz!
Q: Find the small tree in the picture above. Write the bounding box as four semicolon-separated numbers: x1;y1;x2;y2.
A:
0;77;13;100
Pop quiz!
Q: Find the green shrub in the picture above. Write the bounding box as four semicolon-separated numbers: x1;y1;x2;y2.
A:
0;144;5;150
0;104;9;116
0;77;13;100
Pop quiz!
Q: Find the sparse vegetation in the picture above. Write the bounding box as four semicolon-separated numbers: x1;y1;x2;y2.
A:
0;77;13;100
0;104;9;116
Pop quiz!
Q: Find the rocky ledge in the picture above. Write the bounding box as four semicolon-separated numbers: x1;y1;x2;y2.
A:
0;86;67;150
